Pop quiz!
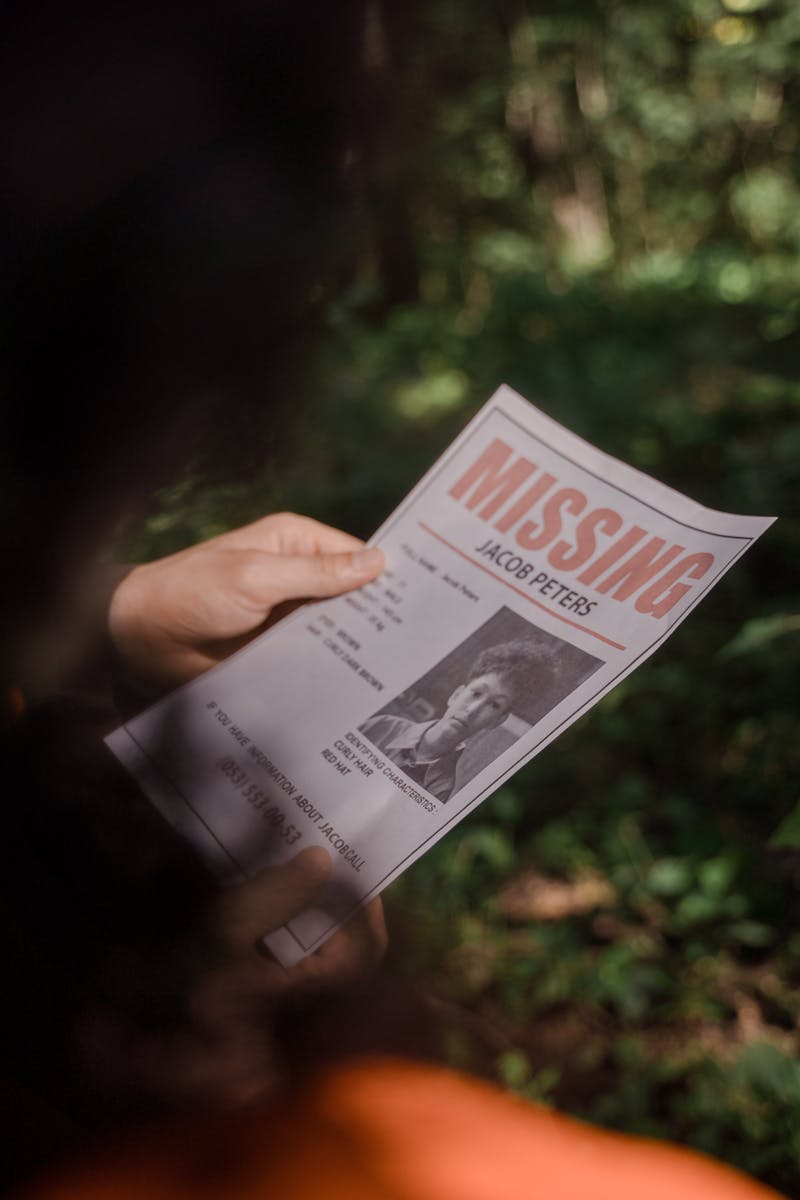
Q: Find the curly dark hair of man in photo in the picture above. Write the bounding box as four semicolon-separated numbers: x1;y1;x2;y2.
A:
467;637;560;710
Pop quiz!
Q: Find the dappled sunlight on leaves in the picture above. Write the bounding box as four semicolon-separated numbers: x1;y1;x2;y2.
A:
496;868;616;923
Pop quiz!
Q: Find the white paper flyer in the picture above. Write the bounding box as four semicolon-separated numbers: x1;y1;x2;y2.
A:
107;386;775;965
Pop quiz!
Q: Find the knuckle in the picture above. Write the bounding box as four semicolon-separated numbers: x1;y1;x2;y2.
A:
235;552;264;596
318;553;346;583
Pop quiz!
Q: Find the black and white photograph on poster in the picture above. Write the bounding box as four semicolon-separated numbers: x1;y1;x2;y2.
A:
359;606;604;804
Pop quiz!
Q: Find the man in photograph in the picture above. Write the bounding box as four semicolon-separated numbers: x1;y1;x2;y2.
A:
360;640;551;803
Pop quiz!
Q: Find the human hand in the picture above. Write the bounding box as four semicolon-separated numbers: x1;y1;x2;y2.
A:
80;847;387;1106
187;847;387;1099
209;845;387;994
109;512;384;685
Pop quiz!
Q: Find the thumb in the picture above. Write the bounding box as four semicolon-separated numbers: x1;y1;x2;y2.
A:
215;846;332;951
239;545;385;608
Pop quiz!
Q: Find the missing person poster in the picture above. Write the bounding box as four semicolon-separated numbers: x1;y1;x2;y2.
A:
107;386;775;965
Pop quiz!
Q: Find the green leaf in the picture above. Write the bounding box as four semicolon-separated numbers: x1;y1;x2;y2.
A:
648;858;693;897
733;1043;800;1100
698;854;737;898
674;891;721;925
727;920;774;947
719;614;800;659
496;1049;532;1091
770;802;800;849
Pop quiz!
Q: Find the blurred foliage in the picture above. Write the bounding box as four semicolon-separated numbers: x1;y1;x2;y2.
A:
130;0;800;1191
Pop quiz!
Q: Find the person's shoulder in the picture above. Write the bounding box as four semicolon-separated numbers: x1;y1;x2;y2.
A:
359;712;415;747
360;712;407;736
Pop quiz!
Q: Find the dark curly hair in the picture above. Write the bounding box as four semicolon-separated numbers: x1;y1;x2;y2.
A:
468;638;559;709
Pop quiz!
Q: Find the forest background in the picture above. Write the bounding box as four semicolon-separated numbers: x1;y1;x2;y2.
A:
130;2;800;1193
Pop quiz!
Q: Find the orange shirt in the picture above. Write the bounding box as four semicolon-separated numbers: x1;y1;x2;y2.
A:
20;1057;785;1200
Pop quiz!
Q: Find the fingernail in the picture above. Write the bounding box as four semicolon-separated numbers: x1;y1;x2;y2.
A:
350;547;384;573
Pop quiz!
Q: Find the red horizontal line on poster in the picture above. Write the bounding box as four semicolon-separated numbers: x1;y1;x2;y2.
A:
417;520;627;652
